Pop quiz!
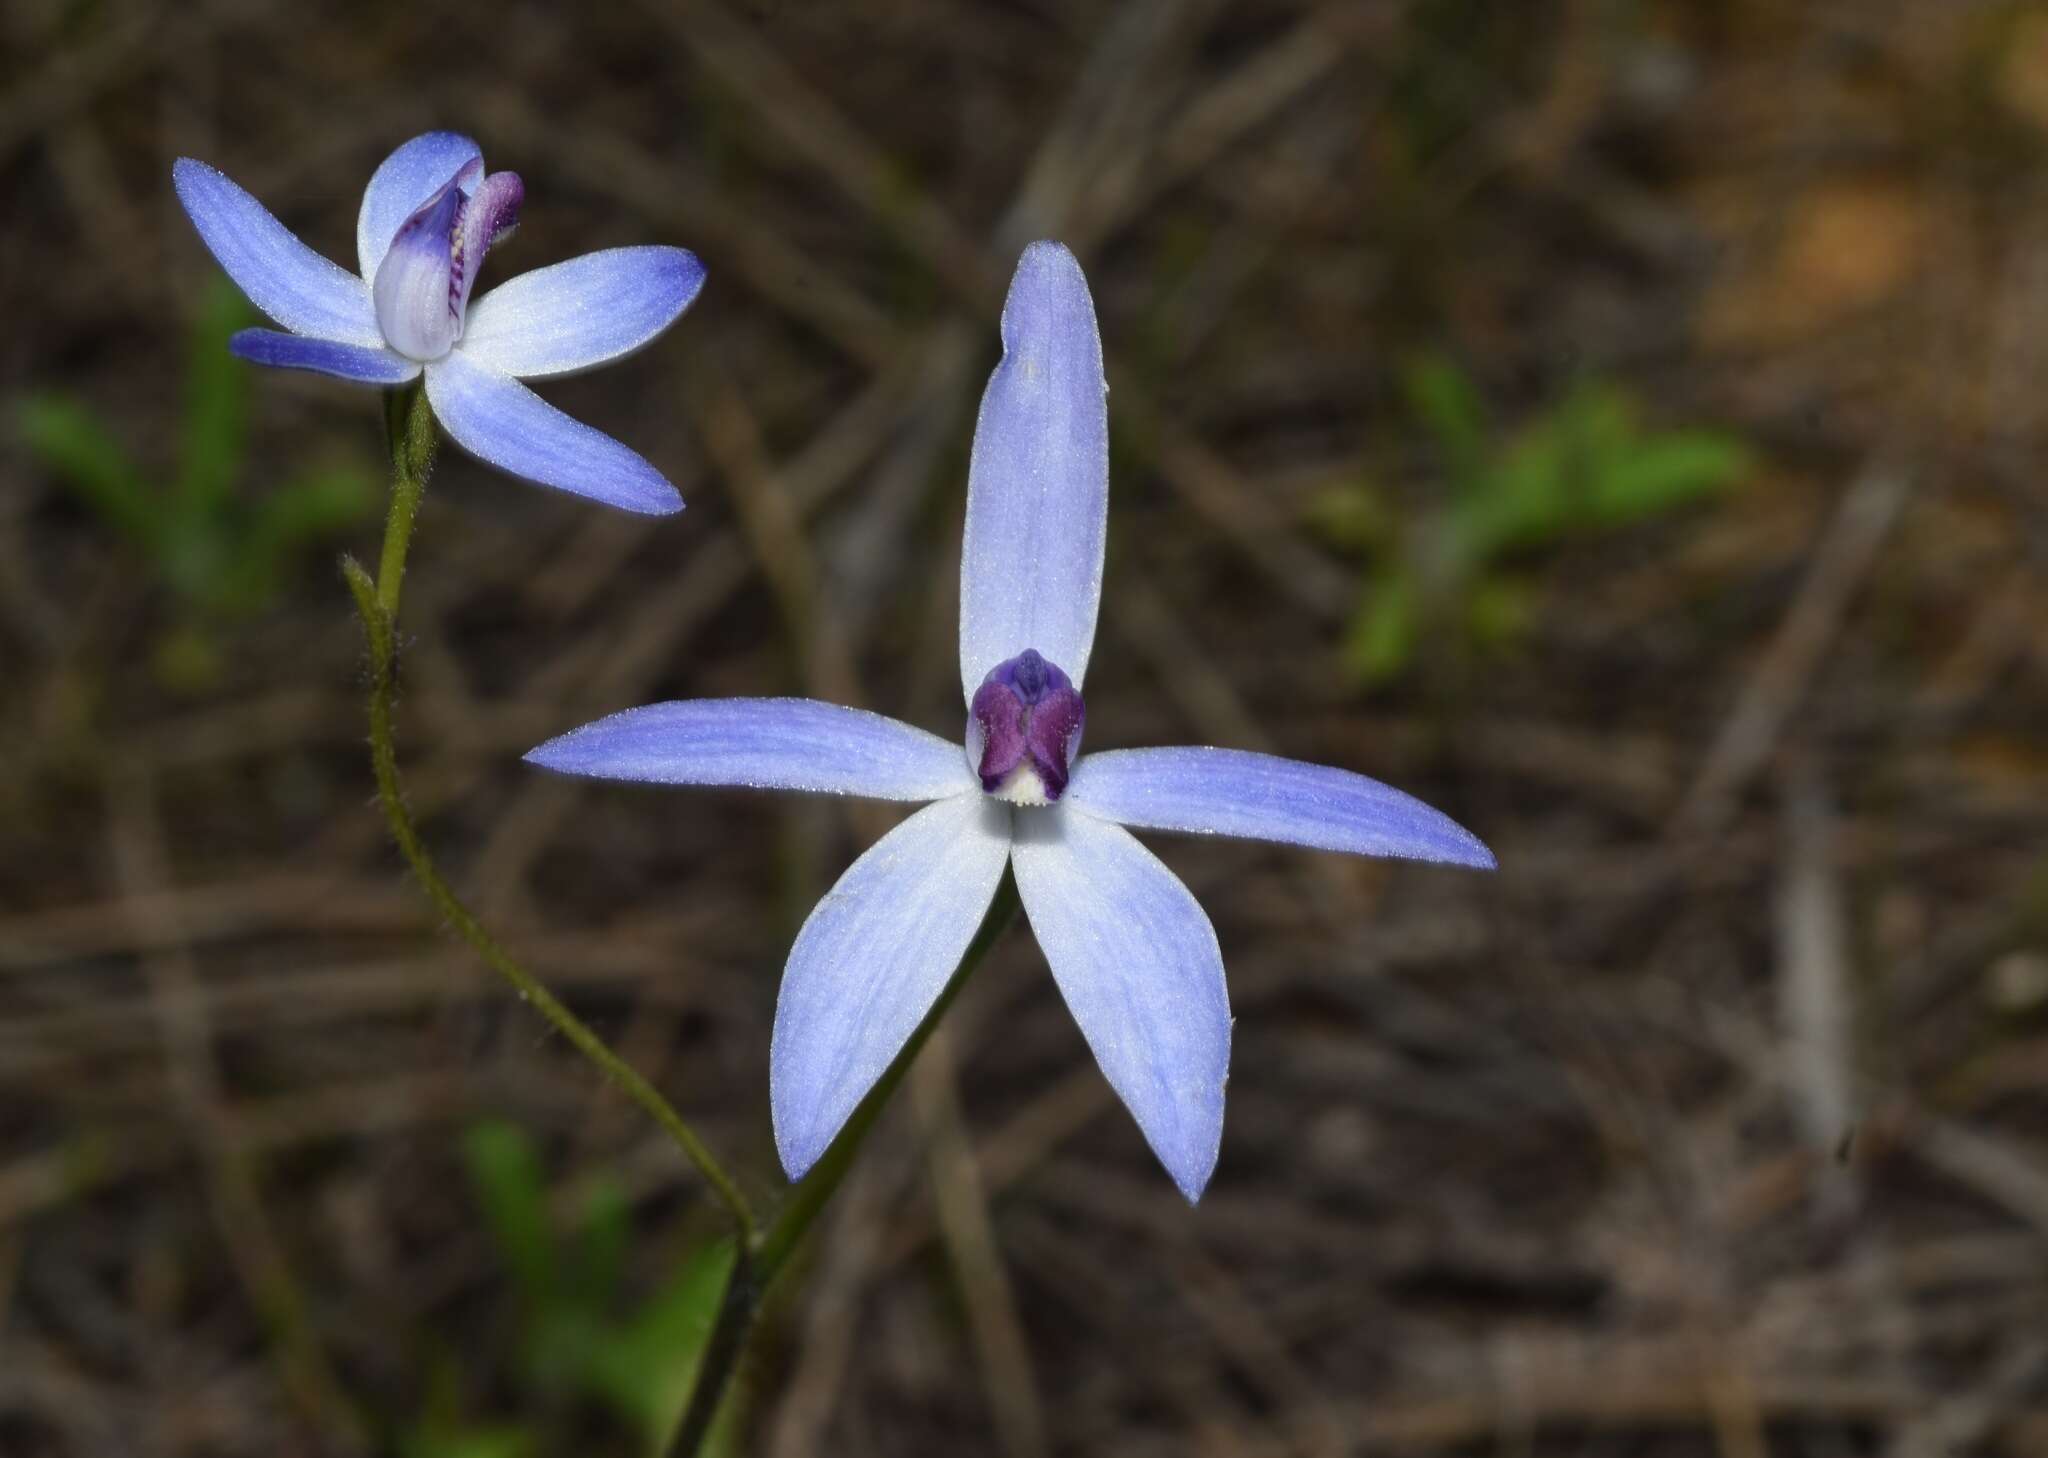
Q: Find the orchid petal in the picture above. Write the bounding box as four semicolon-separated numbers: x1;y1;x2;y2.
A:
357;131;483;280
423;351;681;515
1065;747;1496;869
462;247;707;380
1012;806;1229;1203
171;159;381;347
228;329;421;385
958;241;1109;701
525;698;975;801
771;794;1012;1179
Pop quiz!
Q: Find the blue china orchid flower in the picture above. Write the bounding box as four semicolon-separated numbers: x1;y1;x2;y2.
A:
172;132;702;514
526;243;1494;1201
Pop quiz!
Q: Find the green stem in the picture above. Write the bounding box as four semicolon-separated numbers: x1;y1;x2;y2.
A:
665;873;1022;1456
346;381;757;1242
375;385;432;620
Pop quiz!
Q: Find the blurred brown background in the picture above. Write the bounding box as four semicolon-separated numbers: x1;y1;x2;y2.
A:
5;0;2048;1454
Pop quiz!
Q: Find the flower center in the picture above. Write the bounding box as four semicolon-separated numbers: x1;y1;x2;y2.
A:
965;649;1085;805
372;160;524;361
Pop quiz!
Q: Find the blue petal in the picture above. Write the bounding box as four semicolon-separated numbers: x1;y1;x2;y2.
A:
171;159;382;347
772;794;1013;1179
357;131;482;281
525;698;975;801
229;329;421;385
958;242;1109;700
1065;747;1496;869
462;247;707;380
1011;806;1229;1203
422;351;682;514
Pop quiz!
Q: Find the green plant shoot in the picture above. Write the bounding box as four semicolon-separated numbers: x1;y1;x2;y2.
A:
14;278;374;688
1316;354;1751;685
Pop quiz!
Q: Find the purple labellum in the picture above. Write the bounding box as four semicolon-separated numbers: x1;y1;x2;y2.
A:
372;160;523;362
967;648;1085;804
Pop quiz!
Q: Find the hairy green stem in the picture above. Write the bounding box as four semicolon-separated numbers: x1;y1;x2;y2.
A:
375;386;433;620
666;874;1022;1456
347;381;757;1241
